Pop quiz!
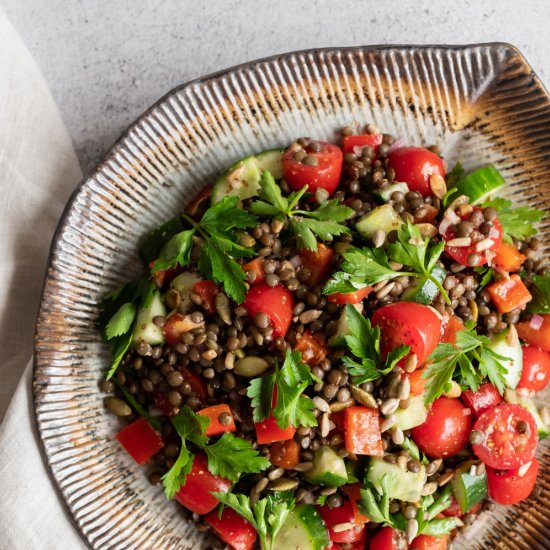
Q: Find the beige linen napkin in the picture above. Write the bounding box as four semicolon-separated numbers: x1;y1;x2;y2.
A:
0;7;86;549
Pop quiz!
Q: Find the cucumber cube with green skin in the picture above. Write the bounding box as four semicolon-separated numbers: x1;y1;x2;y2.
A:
132;290;166;346
487;329;523;389
401;263;446;305
394;395;428;431
451;461;487;513
355;205;403;239
273;504;330;550
373;182;410;203
446;164;505;206
366;457;426;502
305;446;348;486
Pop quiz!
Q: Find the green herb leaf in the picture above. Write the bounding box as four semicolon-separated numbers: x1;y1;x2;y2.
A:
162;446;194;499
139;215;185;264
151;229;195;273
247;374;276;423
253;171;288;214
474;266;494;290
305;199;355;223
527;272;550;313
204;433;271;481
172;405;210;447
446;162;465;189
105;302;137;340
289;219;318;250
106;329;135;380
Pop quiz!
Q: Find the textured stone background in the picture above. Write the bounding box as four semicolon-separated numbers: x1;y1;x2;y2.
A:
2;0;549;173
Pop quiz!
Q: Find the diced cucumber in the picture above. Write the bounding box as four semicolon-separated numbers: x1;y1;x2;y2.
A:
401;264;446;305
504;389;550;439
328;303;363;347
273;504;330;550
446;165;505;206
132;290;166;346
451;461;488;513
169;272;201;312
487;329;523;389
355;205;403;239
305;446;348;486
366;457;426;502
374;182;410;203
211;149;284;204
394;395;428;431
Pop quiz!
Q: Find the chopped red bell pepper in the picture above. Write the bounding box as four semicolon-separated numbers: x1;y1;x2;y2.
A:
175;454;232;514
492;242;526;273
344;406;383;456
192;280;219;313
116;417;164;465
486;274;532;314
269;439;301;469
299;243;335;286
342;134;382;155
517;314;550;352
406;369;428;396
295;330;328;366
198;404;236;436
327;286;372;304
204;507;257;550
255;415;296;445
440;314;465;345
461;383;502;418
317;500;366;544
242;257;265;285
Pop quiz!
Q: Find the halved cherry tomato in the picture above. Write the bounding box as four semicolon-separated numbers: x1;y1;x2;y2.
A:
409;534;449;550
317;500;366;543
328;286;372;304
441;496;481;517
492;242;526;273
442;209;503;267
329;534;366;550
255;415;296;445
486;457;539;505
243;283;294;337
175;454;232;515
406;369;428;396
441;314;464;345
486;274;532;314
372;302;441;366
192;280;219;314
517;345;550;392
299;244;335;287
387;147;446;196
369;526;400;550
341;483;369;525
411;397;471;458
342;134;382;155
461;383;502;418
344;406;383;456
295;330;328;366
471;404;538;469
116;417;164;465
283;140;343;195
242;257;265;285
163;313;203;346
181;366;208;402
198;404;236;436
517;314;550;352
204;507;257;550
269;439;300;469
185;184;212;217
149;263;184;288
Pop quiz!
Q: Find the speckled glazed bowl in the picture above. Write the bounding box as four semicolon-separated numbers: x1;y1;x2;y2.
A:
34;44;550;549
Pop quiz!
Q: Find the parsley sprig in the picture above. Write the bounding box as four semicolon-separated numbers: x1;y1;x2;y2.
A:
249;171;354;250
422;330;509;404
341;304;410;384
324;222;450;304
163;406;270;498
527;272;550;314
213;491;295;550
247;350;317;429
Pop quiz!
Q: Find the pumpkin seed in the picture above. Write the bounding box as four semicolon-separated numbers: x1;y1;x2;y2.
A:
269;478;299;491
215;292;232;325
350;386;378;409
105;397;132;417
234;356;269;377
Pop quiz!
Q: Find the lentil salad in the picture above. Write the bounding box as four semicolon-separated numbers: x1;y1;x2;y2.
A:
99;126;550;550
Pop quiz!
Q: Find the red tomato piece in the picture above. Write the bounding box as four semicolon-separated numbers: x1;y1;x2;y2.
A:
492;242;526;273
372;302;441;367
369;526;399;550
443;211;503;267
192;280;218;314
299;243;335;287
387;147;446;196
116;418;164;465
486;274;532;314
441;314;465;345
180;366;208;403
242;257;265;285
317;500;366;543
517;314;550;352
197;404;236;436
163;313;204;347
409;534;449;550
341;483;369;525
406;369;429;396
175;454;232;514
283;140;343;195
149;263;184;288
441;496;481;517
255;415;296;445
269;439;301;469
204;507;257;550
328;286;372;304
471;404;538;469
487;457;539;505
344;406;383;456
461;383;502;418
295;330;328;366
411;397;472;458
342;134;382;155
185;184;212;216
517;345;550;392
243;283;294;337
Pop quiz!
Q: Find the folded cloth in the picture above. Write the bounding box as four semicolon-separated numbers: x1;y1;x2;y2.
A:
0;7;86;549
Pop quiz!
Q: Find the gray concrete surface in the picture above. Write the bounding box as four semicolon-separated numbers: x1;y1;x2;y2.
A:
2;0;550;174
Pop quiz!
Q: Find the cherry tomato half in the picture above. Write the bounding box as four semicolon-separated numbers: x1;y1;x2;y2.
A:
369;526;400;550
342;134;382;155
486;457;539;505
204;507;257;550
517;314;550;352
411;397;472;458
295;330;328;366
317;500;365;543
387;146;446;196
471;404;538;469
243;283;294;337
409;534;449;550
328;286;372;304
517;345;550;392
461;383;502;418
371;302;441;367
283;140;343;195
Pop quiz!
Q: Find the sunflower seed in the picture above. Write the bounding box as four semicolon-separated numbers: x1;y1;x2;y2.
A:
332;522;356;533
380;398;400;415
430;173;447;199
391;427;405;445
268;468;285;481
406;518;419;543
293;462;313;472
404;353;418;373
380;414;398;432
446;237;472;247
421;482;438;496
313;396;330;412
320;412;331;438
437;471;455;486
